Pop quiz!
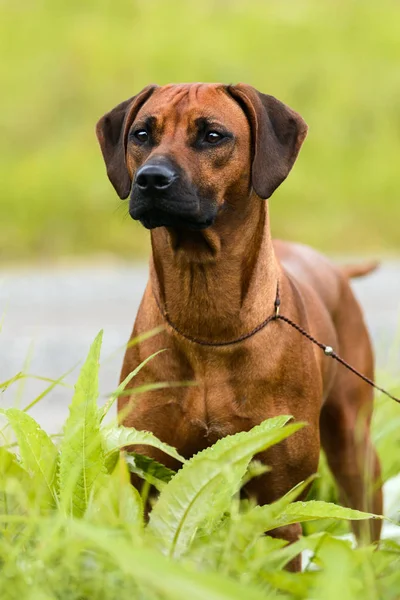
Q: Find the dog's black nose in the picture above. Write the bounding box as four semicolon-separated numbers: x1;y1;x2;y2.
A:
135;164;176;192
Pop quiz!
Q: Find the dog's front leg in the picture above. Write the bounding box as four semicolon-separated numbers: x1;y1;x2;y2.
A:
243;427;320;572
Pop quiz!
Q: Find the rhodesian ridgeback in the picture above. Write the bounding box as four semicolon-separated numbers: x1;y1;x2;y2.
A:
96;83;382;568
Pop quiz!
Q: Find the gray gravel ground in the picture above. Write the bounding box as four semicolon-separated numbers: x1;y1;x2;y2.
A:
1;260;399;433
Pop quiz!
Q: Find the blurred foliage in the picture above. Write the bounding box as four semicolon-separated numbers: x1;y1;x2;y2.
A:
1;0;400;262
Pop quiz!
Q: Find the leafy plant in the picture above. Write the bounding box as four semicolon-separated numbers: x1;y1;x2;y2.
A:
0;332;399;599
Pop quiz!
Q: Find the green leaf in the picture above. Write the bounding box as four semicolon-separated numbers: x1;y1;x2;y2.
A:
59;331;106;517
125;452;176;490
241;459;271;486
103;425;185;464
86;456;143;530
262;569;316;598
0;446;28;480
372;393;400;482
216;476;316;569
0;408;57;506
310;536;361;600
222;494;382;574
255;531;327;573
273;500;384;530
0;446;32;520
147;416;304;558
230;493;382;554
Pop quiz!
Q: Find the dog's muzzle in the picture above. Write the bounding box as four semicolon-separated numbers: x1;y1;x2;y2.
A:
129;157;218;230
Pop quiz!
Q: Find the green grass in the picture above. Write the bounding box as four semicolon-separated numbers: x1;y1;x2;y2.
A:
1;0;400;261
1;330;400;599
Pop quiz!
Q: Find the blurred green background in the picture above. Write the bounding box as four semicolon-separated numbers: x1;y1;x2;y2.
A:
1;0;399;263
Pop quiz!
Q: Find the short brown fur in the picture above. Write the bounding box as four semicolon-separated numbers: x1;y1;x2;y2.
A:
97;83;382;571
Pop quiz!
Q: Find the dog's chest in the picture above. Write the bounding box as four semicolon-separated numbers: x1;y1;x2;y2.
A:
172;353;320;453
127;331;322;457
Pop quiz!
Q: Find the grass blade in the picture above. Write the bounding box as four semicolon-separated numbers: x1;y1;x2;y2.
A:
100;349;166;422
68;520;275;600
22;363;78;413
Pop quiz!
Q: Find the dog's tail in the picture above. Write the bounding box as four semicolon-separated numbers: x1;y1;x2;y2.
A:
341;260;380;279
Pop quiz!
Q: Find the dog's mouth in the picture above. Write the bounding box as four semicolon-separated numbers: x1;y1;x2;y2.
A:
130;206;216;231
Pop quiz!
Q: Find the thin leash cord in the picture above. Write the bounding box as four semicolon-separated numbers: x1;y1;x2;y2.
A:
153;284;400;404
273;284;400;404
153;288;277;347
162;311;277;347
275;314;400;404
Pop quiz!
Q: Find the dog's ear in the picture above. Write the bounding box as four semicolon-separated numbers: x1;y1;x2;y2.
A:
228;84;308;199
96;85;157;199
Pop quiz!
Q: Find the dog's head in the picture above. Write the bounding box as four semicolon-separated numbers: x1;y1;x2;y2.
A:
96;83;307;231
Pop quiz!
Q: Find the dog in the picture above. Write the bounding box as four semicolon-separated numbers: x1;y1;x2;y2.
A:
96;83;382;569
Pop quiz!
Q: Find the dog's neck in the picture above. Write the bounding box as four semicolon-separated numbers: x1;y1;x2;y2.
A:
149;194;279;341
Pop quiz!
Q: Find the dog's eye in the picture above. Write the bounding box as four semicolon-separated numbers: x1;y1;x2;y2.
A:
205;131;223;144
133;129;149;143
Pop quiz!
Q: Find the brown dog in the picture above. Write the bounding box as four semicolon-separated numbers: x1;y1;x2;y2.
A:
96;83;382;566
